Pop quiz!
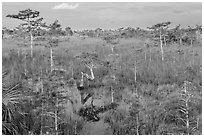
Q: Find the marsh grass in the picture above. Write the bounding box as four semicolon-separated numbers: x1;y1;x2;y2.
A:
2;37;202;135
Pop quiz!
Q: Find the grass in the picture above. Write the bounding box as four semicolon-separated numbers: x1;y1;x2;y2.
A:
2;36;202;92
2;36;202;95
2;36;202;135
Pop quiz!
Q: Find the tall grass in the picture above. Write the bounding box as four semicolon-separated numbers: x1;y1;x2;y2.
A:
2;37;202;135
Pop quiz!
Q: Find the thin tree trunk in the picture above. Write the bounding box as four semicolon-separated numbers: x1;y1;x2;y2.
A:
136;114;139;135
111;45;114;53
192;40;194;66
17;49;20;57
89;66;94;80
134;64;137;83
144;51;146;61
134;56;138;95
71;61;74;78
24;53;27;76
28;18;33;58
111;91;114;103
196;117;199;129
40;69;44;135
30;31;33;58
40;87;43;134
110;82;114;103
55;97;58;135
190;39;193;47
180;38;182;45
160;33;164;61
80;72;84;87
50;48;53;71
192;48;194;66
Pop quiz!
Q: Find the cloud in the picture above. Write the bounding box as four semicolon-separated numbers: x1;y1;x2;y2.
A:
172;10;185;14
53;3;79;10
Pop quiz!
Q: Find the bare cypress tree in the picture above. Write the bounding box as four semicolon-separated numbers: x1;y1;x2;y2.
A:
148;21;171;61
108;52;119;103
45;20;62;72
6;8;45;58
164;81;202;134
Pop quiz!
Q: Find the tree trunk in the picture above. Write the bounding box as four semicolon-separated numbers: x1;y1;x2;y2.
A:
17;49;20;57
55;97;58;135
144;51;146;61
191;39;195;65
111;91;114;103
134;63;137;83
30;31;33;58
89;66;94;80
24;53;27;76
136;114;139;135
71;61;74;78
111;45;114;53
80;72;84;87
50;48;53;71
160;33;164;61
28;18;33;58
192;48;194;66
40;79;44;135
179;38;182;45
197;117;199;129
190;39;193;47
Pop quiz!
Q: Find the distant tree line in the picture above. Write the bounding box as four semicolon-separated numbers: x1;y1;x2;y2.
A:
3;8;202;47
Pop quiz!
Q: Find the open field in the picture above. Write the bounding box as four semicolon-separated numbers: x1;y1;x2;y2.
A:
2;35;202;135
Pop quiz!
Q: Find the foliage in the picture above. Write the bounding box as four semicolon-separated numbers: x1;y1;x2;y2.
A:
2;71;26;135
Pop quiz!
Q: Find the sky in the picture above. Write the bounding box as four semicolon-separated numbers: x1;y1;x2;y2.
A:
2;2;202;30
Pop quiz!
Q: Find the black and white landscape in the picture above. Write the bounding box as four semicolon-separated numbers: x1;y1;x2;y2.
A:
2;2;202;135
